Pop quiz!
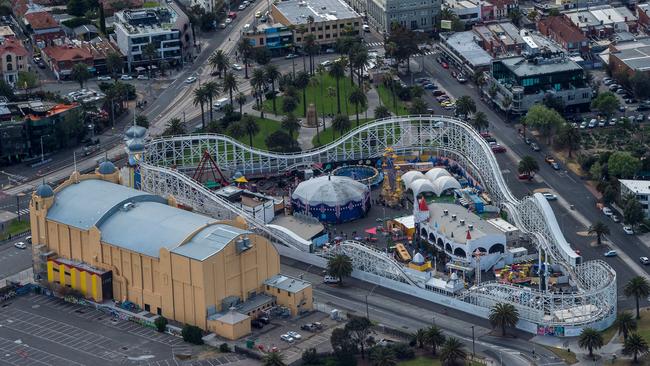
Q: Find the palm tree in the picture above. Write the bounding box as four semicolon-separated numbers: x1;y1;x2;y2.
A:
439;337;466;366
223;72;238;106
623;333;649;363
578;328;603;360
236;92;247;114
251;68;267;117
327;254;353;285
262;351;286;366
329;61;346;114
517;156;539;177
472;111;489;131
327;87;337;116
294;71;310;117
588;221;610;246
369;346;396;366
142;42;158;77
625;277;650;319
208;50;230;78
163;117;185;136
240;114;260;146
332;114;351;140
348;87;367;127
616;312;637;341
237;38;254;79
106;51;123;79
202;81;220;123
557;123;581;158
414;329;427;348
309;74;321;142
409;97;428;115
264;64;281;114
375;105;391;119
502;95;512;122
455;95;476;118
193;86;209;130
351;44;369;87
440;7;456;20
281;113;300;138
71;63;91;88
425;325;445;355
304;33;318;74
489;303;519;336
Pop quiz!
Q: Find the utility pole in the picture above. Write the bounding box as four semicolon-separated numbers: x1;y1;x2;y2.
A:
471;325;475;358
16;192;25;221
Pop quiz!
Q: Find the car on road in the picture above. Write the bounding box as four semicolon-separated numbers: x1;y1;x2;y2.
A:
624;226;635;235
255;11;262;17
423;83;436;90
641;257;650;265
238;4;246;10
491;144;506;153
285;53;298;59
325;48;335;53
544;155;555;164
441;62;449;69
542;192;557;201
518;173;533;181
530;142;540;151
611;215;620;223
604;250;617;257
551;162;560;170
280;334;294;343
97;76;111;81
185;76;197;83
14;242;26;249
363;24;370;32
457;74;467;83
137;75;149;80
225;17;233;24
602;207;613;216
232;64;243;70
120;74;133;80
287;331;301;340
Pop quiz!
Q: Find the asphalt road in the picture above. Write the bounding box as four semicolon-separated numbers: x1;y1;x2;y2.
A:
0;238;31;279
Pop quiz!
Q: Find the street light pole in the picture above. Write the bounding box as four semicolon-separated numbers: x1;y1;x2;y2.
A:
471;325;475;358
40;135;45;163
365;284;378;319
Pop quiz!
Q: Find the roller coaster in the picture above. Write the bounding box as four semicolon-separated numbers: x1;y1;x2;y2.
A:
137;115;616;335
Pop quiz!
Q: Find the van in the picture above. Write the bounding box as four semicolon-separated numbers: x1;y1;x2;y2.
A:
362;24;370;32
323;275;340;284
213;97;230;110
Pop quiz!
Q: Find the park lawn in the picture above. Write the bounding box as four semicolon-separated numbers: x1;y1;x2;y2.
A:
634;309;650;343
230;117;282;150
2;220;30;241
377;84;409;116
313;118;373;147
263;74;366;118
142;1;159;7
399;356;441;366
543;345;578;365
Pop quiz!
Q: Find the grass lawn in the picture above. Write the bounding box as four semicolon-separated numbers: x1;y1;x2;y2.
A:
263;74;366;118
377;84;409;116
313;118;373;147
543;345;578;365
2;220;30;241
230;117;282;150
634;309;650;343
142;1;159;7
399;356;441;366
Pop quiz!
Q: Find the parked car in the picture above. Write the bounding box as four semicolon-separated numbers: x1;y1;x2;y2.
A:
320;60;332;67
285;53;298;59
185;76;197;83
416;77;430;83
609;118;617;126
120;74;133;80
636;114;644;122
232;64;243;71
251;319;264;329
518;173;533;181
225;18;233;24
457;74;467;83
623;226;635;235
640;257;650;265
544;155;555;164
325;48;336;53
137;75;149;80
423;83;436;90
588;119;597;128
608;84;619;91
491;145;506;153
255;11;262;17
432;90;445;97
580;121;588;129
14;242;26;249
287;331;301;340
97;76;111;81
611;215;620;223
542;193;557;200
301;323;316;331
602;207;613;216
604;250;617;257
603;78;613;85
280;334;294;343
238;4;246;10
258;316;270;324
531;142;540;151
551;162;560;170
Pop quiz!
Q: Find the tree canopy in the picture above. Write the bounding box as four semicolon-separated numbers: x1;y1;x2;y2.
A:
608;151;641;178
522;104;565;144
591;92;620;119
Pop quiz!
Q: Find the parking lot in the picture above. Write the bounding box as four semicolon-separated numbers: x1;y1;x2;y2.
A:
0;294;249;366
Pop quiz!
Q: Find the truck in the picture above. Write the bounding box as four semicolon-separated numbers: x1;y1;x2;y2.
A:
213;97;230;111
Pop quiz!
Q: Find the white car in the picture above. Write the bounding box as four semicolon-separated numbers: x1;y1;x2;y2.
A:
238;4;246;10
137;75;149;80
97;76;111;81
602;207;613;216
542;193;557;201
14;242;26;249
120;74;133;80
185;76;197;83
280;334;294;343
580;121;588;129
232;64;243;71
225;18;233;24
287;331;301;340
640;256;650;265
624;226;635;235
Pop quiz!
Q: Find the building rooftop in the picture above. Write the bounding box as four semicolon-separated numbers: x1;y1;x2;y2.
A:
620;179;650;194
114;6;179;35
43;44;93;62
611;44;650;72
265;274;311;293
0;26;15;37
24;11;59;30
539;16;586;44
565;5;637;29
426;203;502;244
171;224;250;261
273;0;359;25
269;214;324;241
445;0;479;10
209;309;249;324
497;54;583;78
0;37;28;57
442;31;493;68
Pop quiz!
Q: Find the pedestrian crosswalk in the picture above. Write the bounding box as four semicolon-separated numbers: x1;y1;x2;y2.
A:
366;42;384;48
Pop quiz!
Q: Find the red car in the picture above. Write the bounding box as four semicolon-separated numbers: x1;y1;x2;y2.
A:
441;62;449;69
518;173;533;181
480;131;491;138
491;145;506;153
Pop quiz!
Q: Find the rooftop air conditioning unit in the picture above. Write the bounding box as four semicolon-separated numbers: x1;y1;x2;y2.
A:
443;209;449;215
451;214;457;221
468;224;474;231
460;219;465;226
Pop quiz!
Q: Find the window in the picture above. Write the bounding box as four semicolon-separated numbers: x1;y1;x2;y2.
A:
144;304;150;312
288;293;291;297
317;26;322;31
157;307;162;315
296;37;301;42
325;25;330;30
5;55;10;63
318;35;323;39
277;288;280;294
6;64;11;71
325;34;330;38
311;27;315;32
260;38;264;45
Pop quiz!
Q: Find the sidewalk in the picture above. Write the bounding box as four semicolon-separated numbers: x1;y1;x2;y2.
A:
532;332;628;365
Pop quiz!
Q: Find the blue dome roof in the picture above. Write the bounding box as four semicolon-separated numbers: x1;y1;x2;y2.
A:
98;161;116;174
125;125;147;139
126;139;145;152
36;183;54;198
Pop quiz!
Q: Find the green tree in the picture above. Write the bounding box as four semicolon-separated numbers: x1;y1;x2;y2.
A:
489;303;519;337
135;114;149;128
142;43;158;77
631;71;650;100
281;113;300;138
608;151;641;178
414;329;427;348
181;324;203;345
262;351;287;366
240;114;260;146
265;64;281;114
425;325;445;356
17;71;39;93
106;52;123;78
208;49;230;78
301;348;320;365
588;221;609;246
237;38;254;79
370;346;396;366
227;121;246;141
55;109;86;147
193;86;209;130
332;114;351;140
623;333;649;363
349;87;367;126
472;111;489;131
202;81;220;124
518;156;539;177
374;105;391;119
591;92;620;120
223;72;238;106
265;131;299;152
624;198;645;227
625;277;650;319
282;96;298;115
556;123;581;158
67;0;86;17
345;316;372;359
163;117;185;136
384;23;420;73
236;92;247;114
408;97;428;115
616;312;637;341
154;316;167;332
455;95;476;117
253;48;272;66
327;254;353;285
329;61;346;114
294;71;310;117
502;95;512;122
330;327;356;355
439;337;466;366
578;328;603;360
251;68;267;117
590;161;603;180
522;104;565;145
71;63;91;89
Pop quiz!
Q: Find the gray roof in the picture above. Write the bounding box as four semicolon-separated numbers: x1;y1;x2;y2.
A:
442;31;493;68
171;224;250;260
274;0;359;25
427;203;502;244
73;24;98;35
613;45;650;72
209;309;249;324
498;56;583;78
264;274;311;293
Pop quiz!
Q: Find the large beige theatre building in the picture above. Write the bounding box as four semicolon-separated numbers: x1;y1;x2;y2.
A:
29;164;312;339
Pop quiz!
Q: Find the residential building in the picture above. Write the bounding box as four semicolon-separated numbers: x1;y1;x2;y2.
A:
637;3;650;31
99;0;144;15
113;4;193;72
607;37;650;76
486;0;517;21
30;172;313;340
444;0;481;24
271;0;362;47
620;179;650;218
0;26;15;38
23;11;64;46
0;36;30;86
439;31;493;75
42;45;94;80
564;5;638;38
357;0;440;34
473;22;524;57
538;16;589;57
488;45;592;114
241;23;293;54
554;0;608;10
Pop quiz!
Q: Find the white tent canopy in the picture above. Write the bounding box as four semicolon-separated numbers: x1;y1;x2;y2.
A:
432;176;461;196
402;171;426;187
425;168;451;183
292;175;368;206
409;179;436;196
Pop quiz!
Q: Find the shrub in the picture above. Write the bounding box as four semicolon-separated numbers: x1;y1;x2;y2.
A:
154;316;167;333
62;17;91;28
387;342;415;360
219;343;230;352
181;324;204;345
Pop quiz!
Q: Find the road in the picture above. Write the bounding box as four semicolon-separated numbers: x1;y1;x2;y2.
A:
410;50;647;309
281;260;565;366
